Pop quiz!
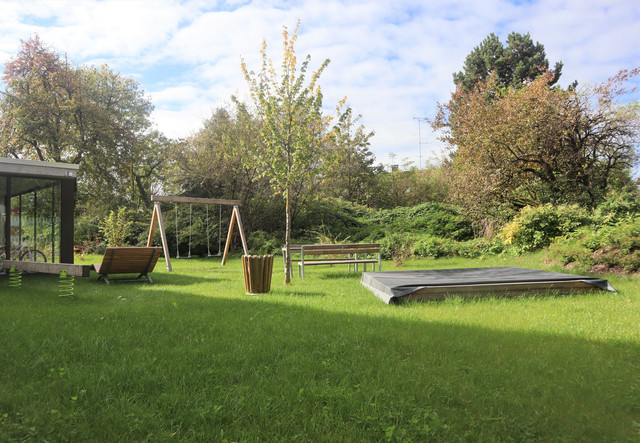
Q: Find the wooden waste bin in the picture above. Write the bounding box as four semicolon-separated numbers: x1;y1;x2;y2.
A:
242;255;274;294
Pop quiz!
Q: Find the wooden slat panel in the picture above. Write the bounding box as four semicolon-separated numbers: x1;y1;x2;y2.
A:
302;259;378;266
302;243;380;250
93;247;162;275
402;280;597;302
288;243;380;251
302;248;380;255
96;256;161;265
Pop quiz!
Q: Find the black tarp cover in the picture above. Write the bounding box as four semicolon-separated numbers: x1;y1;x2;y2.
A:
361;267;615;304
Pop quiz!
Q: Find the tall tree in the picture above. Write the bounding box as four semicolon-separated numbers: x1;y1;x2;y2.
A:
0;35;79;162
432;69;640;220
236;22;339;283
0;35;163;213
453;32;563;91
321;106;376;204
167;107;277;234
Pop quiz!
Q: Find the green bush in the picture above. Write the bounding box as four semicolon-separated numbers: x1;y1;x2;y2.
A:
455;237;505;258
248;230;282;255
99;208;133;247
500;204;593;253
548;216;640;272
413;236;457;258
410;235;505;259
380;231;414;266
363;202;473;241
293;198;367;241
594;190;640;225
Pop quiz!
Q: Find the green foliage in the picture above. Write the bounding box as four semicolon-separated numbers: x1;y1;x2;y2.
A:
365;161;451;209
411;236;503;259
364;202;473;241
549;216;640;272
453;31;563;91
594;189;640;225
411;235;505;259
293;197;366;241
499;204;593;253
380;231;414;266
99;208;133;247
1;36;165;216
74;215;105;255
454;237;505;258
413;236;456;259
248;230;281;255
320;106;377;205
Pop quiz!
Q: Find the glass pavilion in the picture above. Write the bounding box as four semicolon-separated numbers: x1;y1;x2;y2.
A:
0;158;78;264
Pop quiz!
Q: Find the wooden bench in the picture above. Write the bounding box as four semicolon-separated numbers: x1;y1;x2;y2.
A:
92;247;162;284
283;243;381;280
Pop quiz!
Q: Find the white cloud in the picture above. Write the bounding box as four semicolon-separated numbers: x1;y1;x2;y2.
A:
0;0;638;168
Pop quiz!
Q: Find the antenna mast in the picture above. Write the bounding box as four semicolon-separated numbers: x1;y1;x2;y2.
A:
413;117;428;169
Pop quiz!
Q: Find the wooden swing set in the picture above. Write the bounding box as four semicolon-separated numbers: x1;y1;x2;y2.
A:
147;195;248;271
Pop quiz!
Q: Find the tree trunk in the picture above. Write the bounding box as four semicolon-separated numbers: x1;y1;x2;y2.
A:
284;185;291;284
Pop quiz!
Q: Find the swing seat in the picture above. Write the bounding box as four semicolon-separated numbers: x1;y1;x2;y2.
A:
92;247;162;284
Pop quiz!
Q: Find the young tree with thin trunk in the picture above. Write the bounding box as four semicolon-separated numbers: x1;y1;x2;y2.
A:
236;22;338;283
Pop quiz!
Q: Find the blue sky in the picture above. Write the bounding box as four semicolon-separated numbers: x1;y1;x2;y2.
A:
1;0;639;169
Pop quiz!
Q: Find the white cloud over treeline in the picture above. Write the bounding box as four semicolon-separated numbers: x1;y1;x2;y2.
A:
0;0;638;166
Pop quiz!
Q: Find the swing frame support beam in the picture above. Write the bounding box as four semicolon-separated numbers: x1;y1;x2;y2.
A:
147;195;247;271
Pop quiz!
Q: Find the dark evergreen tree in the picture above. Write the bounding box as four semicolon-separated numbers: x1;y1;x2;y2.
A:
453;32;563;91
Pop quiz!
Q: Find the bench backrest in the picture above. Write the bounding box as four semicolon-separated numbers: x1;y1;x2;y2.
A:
300;243;380;256
97;247;162;275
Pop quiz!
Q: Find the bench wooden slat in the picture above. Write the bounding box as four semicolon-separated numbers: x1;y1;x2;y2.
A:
300;249;381;255
92;247;162;284
284;243;381;280
301;259;379;266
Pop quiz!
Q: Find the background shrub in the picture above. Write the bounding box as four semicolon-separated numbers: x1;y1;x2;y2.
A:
594;189;640;225
500;204;593;253
380;231;414;266
99;208;133;247
248;230;281;255
548;216;640;272
362;202;474;241
413;236;457;258
455;237;505;258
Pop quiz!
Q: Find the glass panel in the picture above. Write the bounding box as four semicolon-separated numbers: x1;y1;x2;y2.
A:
9;178;60;262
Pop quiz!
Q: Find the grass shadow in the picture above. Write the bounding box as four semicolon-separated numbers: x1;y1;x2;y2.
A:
1;287;638;441
276;290;327;298
1;255;638;441
318;270;366;280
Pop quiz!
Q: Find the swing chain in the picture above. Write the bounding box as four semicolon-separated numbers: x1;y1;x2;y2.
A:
172;201;223;260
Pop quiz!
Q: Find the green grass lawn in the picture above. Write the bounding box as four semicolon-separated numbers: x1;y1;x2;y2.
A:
1;253;639;441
